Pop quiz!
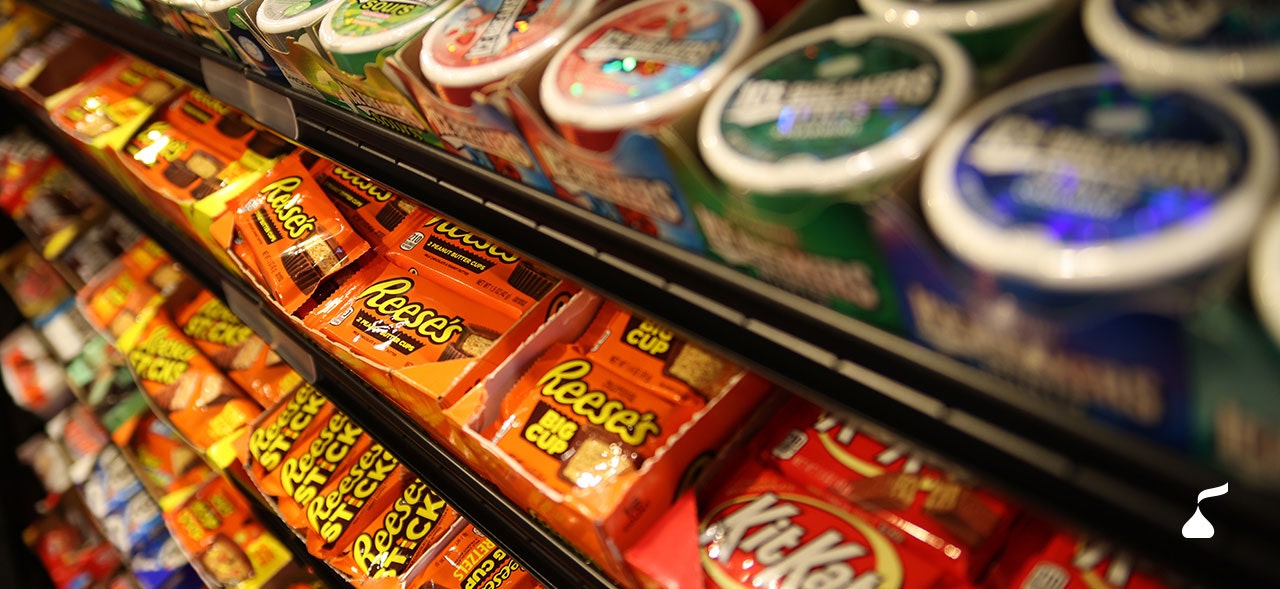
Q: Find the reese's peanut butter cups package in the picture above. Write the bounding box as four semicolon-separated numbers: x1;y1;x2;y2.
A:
412;522;540;589
578;301;739;401
313;160;426;243
758;400;1017;582
699;459;950;589
80;259;164;341
169;476;294;587
308;260;520;368
51;55;181;144
331;475;461;587
119;238;185;292
486;343;703;495
248;382;334;496
385;212;559;316
235;153;372;314
171;288;295;407
274;410;371;531
123;310;260;451
304;442;402;558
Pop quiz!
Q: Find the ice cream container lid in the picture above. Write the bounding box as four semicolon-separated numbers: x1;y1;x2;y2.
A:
699;17;973;194
1253;205;1280;346
258;0;343;33
1083;0;1280;87
203;0;245;11
421;0;597;89
921;64;1279;292
320;0;457;56
540;0;761;131
858;0;1064;32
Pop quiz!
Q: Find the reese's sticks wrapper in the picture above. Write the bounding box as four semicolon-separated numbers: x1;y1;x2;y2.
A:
171;288;294;407
486;344;703;495
412;523;540;589
235;153;372;314
248;382;333;496
332;475;461;587
308;260;520;368
123;310;259;451
274;410;371;531
305;442;402;558
758;400;1017;582
313;160;426;243
385;211;558;315
578;301;739;401
699;459;951;589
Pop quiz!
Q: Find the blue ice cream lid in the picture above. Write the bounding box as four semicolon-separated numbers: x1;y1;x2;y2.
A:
1084;0;1280;86
922;65;1279;292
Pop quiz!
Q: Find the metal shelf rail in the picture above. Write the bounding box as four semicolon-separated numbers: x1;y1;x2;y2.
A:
23;2;1280;587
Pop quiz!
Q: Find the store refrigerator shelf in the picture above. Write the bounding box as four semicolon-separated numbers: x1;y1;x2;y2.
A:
26;2;1280;588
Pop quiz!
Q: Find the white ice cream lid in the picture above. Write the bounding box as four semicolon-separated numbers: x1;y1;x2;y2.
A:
1084;0;1280;86
857;0;1063;32
540;0;761;131
320;0;457;56
421;0;596;89
1253;205;1280;346
921;64;1279;292
699;16;974;194
258;0;343;34
203;0;245;11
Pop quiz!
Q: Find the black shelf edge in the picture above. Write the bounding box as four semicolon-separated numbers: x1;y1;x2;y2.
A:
25;3;1280;587
5;91;616;589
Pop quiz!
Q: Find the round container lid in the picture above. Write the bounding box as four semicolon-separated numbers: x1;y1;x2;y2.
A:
698;17;973;195
258;0;343;34
1253;205;1280;346
540;0;761;131
320;0;457;56
921;64;1279;293
857;0;1063;32
203;0;244;11
1083;0;1280;87
421;0;597;89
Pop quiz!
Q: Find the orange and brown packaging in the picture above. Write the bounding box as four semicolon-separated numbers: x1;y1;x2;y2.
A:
331;475;461;587
307;260;520;369
273;410;371;531
485;343;703;495
384;212;559;316
248;382;333;495
412;522;540;589
234;152;372;314
171;288;295;407
756;400;1017;582
79;259;163;340
304;442;402;558
577;301;738;401
169;476;293;587
126;311;261;451
50;55;180;143
313;160;425;243
699;458;951;589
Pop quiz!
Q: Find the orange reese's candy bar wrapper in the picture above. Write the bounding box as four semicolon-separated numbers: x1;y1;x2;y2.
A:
247;382;333;497
578;301;739;402
331;475;460;587
273;409;369;531
305;442;402;558
171;288;296;408
308;260;520;369
412;522;540;589
385;211;559;315
313;160;426;243
235;152;371;313
486;343;703;495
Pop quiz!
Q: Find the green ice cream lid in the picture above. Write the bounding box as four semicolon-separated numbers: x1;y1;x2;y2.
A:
320;0;457;55
257;0;342;34
858;0;1064;32
699;17;973;194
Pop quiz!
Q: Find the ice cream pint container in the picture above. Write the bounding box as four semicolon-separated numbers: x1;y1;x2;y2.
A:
540;0;761;152
695;17;973;328
922;64;1279;296
420;0;597;106
320;0;460;76
1253;205;1280;348
201;0;286;79
256;0;345;97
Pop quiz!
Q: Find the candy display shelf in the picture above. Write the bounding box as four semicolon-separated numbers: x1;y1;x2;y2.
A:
23;2;1280;588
